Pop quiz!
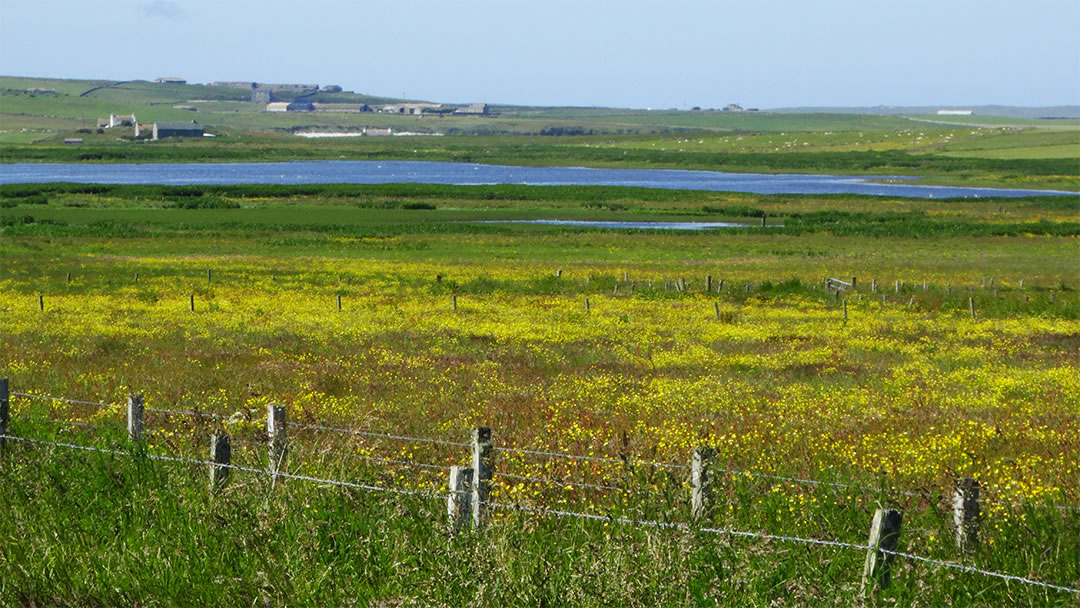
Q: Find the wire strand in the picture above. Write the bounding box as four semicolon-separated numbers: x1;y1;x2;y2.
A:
11;392;115;409
880;549;1079;595
286;421;469;448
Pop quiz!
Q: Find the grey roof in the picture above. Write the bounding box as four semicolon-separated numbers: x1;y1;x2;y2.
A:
155;122;204;132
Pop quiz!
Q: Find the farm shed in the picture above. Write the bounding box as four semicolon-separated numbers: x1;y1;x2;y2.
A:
152;121;204;140
454;103;489;115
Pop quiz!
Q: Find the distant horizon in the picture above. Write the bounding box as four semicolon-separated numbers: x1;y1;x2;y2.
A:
5;73;1080;114
2;0;1078;109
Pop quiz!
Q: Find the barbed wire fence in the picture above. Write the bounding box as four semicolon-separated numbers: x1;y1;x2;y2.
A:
1;381;1077;598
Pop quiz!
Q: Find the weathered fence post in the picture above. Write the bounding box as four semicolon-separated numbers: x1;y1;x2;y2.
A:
38;294;44;312
691;446;715;521
585;298;590;313
744;281;750;294
134;272;139;284
624;271;629;282
871;278;877;293
447;466;473;532
969;297;976;321
207;268;212;285
861;508;903;597
337;294;342;311
66;272;71;283
190;294;195;312
452;295;458;313
127;393;144;442
714;301;720;320
705;275;712;292
267;404;287;486
1019;278;1025;289
716;279;724;292
894;280;900;294
760;214;766;227
471;427;493;529
843;299;848;322
953;477;980;551
851;276;857;290
556;269;562;278
209;432;231;491
0;378;9;453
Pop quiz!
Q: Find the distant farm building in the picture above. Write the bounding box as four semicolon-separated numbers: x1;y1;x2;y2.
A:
322;85;343;93
454;103;489;115
154;77;187;84
379;103;442;115
312;103;372;113
97;114;137;129
265;101;316;112
937;109;973;116
722;103;744;112
152;121;204;140
252;89;271;104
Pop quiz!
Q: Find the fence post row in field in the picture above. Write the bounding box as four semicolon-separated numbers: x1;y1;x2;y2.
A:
210;432;231;491
861;508;903;597
268;404;287;487
471;427;494;529
691;446;715;521
0;378;9;453
447;465;473;532
127;393;144;442
953;477;980;551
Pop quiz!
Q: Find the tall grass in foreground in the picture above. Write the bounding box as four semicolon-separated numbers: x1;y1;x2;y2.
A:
2;418;1077;607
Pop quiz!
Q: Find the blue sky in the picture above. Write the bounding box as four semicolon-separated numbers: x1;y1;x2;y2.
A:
1;0;1077;108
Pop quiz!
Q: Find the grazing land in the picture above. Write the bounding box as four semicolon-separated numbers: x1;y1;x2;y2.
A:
1;184;1078;605
3;76;1079;191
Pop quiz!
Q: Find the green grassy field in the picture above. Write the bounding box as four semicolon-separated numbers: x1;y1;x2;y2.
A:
3;76;1078;192
1;184;1078;606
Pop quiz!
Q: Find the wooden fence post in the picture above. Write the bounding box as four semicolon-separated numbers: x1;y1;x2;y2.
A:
190;294;195;312
705;275;712;292
135;272;139;284
471;427;493;529
337;294;342;311
127;393;144;442
556;269;562;278
760;214;766;227
691;446;715;521
1019;278;1025;289
871;278;877;293
452;295;458;313
585;298;590;313
207;268;212;285
0;378;9;453
717;279;724;292
953;477;980;551
894;280;900;294
843;299;848;322
969;297;976;321
447;466;473;532
861;508;903;597
267;404;287;486
714;301;720;320
210;432;231;491
851;276;857;290
66;272;71;283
